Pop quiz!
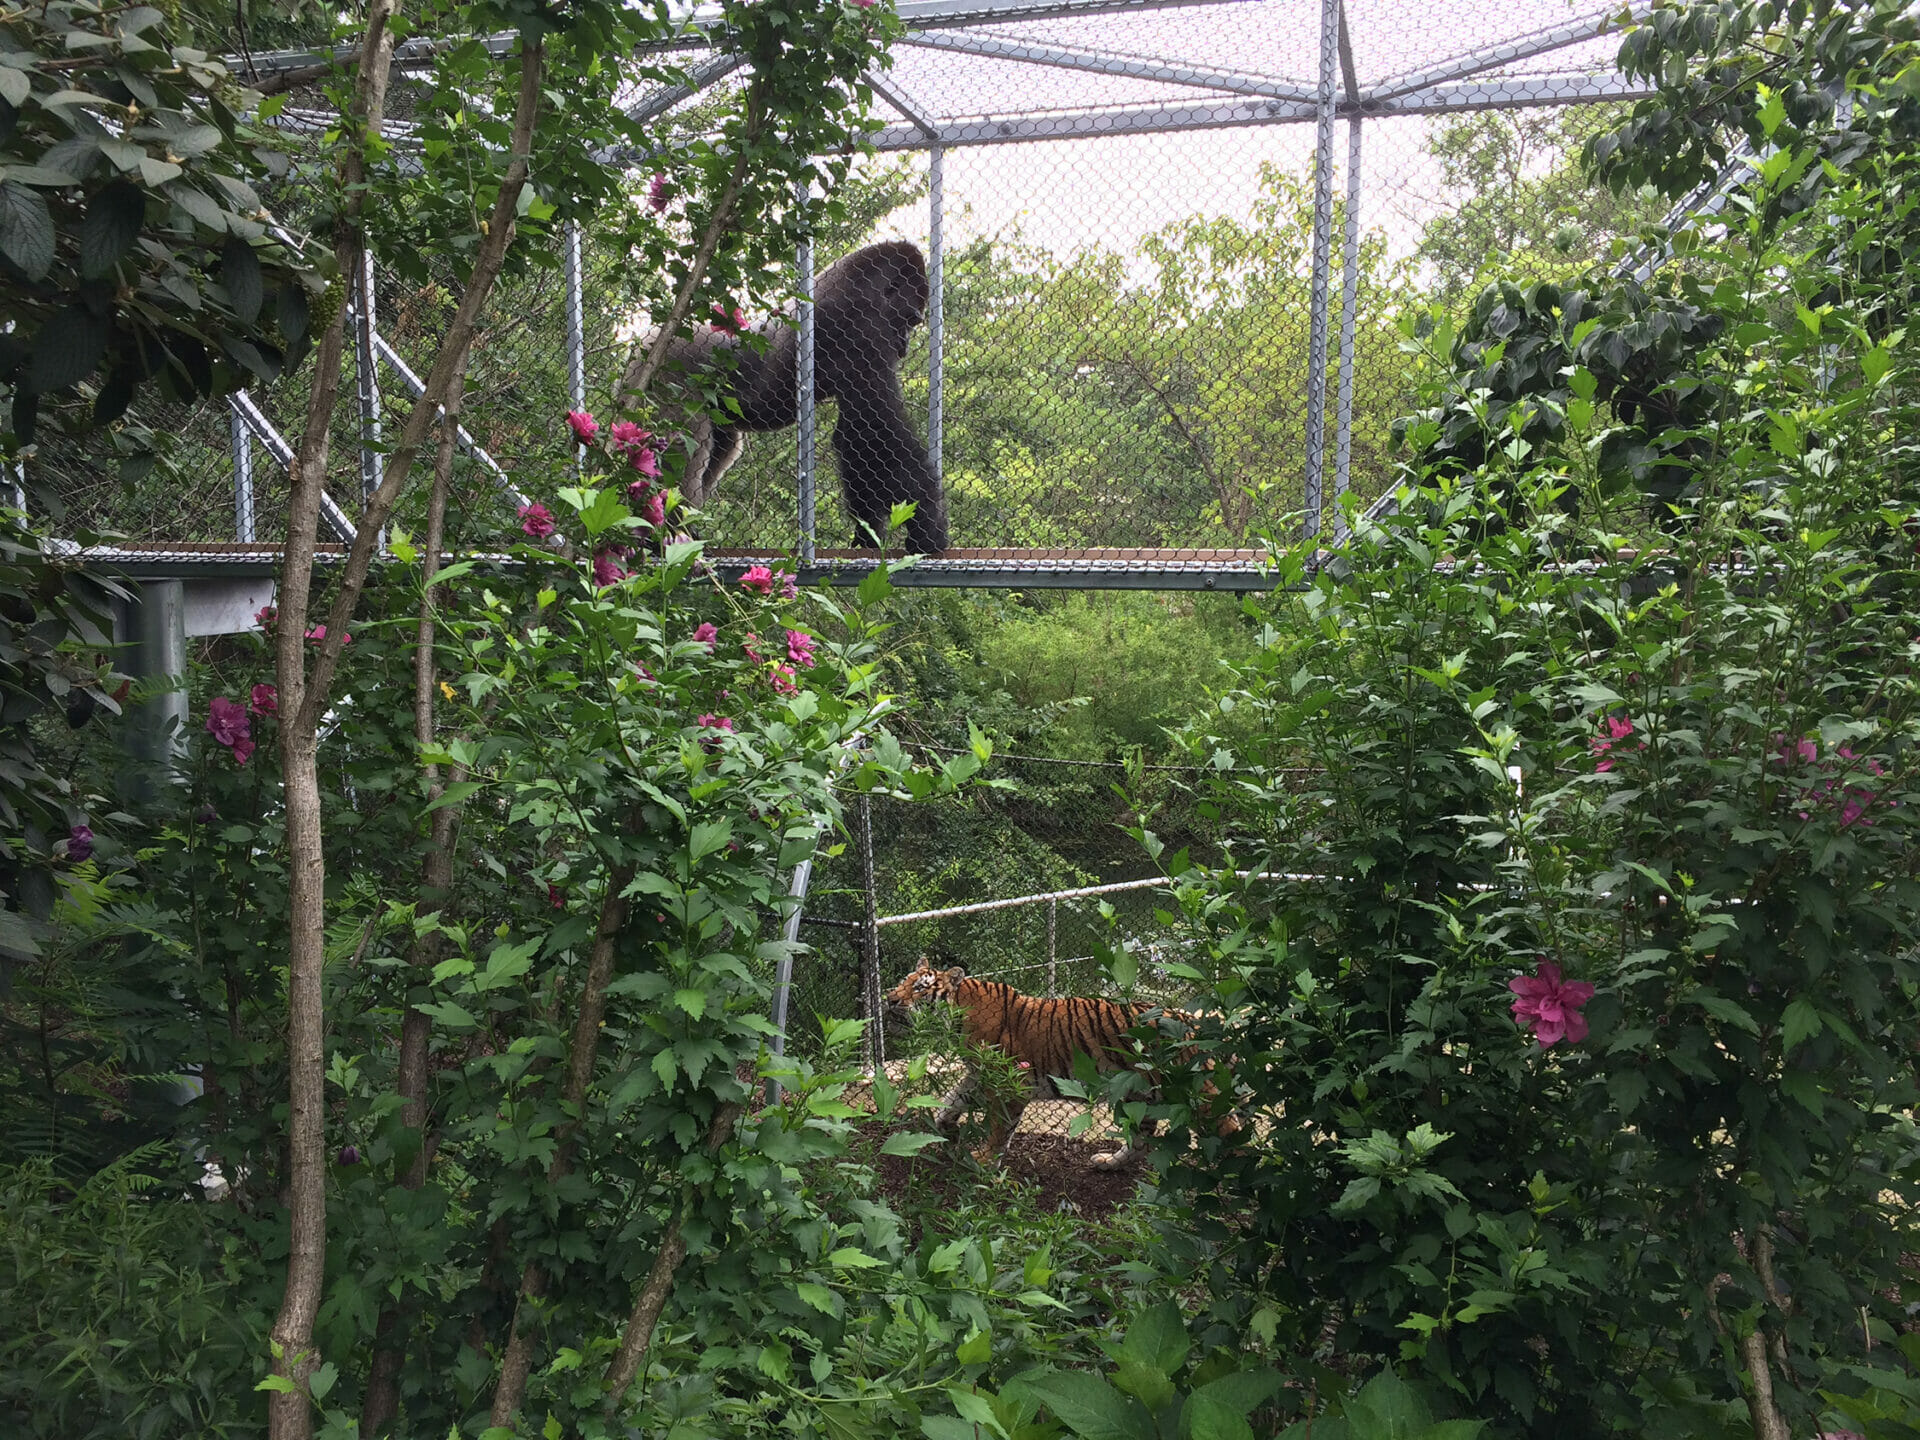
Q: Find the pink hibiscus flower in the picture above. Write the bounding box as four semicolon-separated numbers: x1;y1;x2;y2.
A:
740;564;775;596
566;410;599;445
691;622;718;651
205;696;255;766
1509;961;1595;1047
519;502;557;539
249;683;278;717
785;629;816;668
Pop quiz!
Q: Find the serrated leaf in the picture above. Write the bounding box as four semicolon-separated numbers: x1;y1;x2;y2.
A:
827;1247;885;1269
29;306;109;394
794;1282;837;1315
79;180;144;277
955;1327;993;1365
1014;1371;1154;1440
1780;997;1822;1054
0;181;54;280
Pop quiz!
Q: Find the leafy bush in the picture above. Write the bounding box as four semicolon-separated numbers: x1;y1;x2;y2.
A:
1128;3;1920;1435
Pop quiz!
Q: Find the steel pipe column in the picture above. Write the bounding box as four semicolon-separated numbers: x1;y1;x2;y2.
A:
796;179;818;566
1301;0;1341;539
928;145;945;478
127;579;188;795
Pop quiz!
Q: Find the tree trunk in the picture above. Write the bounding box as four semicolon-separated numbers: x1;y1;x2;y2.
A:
359;391;466;1438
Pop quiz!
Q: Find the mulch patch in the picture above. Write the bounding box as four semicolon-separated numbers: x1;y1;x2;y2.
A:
867;1124;1145;1226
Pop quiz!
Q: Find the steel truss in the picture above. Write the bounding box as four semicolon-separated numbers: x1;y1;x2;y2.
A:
170;1;1662;595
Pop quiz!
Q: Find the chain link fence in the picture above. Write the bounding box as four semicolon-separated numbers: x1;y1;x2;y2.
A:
35;0;1689;583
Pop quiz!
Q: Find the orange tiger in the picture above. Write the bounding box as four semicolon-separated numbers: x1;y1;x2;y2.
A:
884;956;1229;1171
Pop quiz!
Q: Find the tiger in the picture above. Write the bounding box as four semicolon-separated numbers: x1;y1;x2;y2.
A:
883;956;1235;1171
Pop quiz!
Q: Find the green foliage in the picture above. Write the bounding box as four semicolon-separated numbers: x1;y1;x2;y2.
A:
921;1301;1286;1440
0;1154;269;1439
0;4;322;460
1127;4;1920;1435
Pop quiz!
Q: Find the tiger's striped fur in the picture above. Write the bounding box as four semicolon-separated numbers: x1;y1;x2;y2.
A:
883;956;1198;1170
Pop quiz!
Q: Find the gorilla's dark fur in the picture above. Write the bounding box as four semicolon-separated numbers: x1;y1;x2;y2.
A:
622;240;949;555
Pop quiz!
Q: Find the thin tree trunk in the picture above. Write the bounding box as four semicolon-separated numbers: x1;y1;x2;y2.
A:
489;863;635;1428
624;82;767;400
272;29;546;1439
601;1102;743;1402
269;10;401;1433
359;390;465;1438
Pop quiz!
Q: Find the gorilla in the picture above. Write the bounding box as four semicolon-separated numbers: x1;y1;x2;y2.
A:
621;240;949;555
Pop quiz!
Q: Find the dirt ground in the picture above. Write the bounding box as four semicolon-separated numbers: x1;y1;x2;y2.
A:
869;1123;1146;1224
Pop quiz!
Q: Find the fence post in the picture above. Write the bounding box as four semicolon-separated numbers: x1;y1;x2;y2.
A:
231;405;256;543
768;849;820;1104
1046;896;1057;997
564;219;587;475
1333;114;1362;540
796;178;817;566
1301;0;1340;540
857;794;883;1074
927;144;944;479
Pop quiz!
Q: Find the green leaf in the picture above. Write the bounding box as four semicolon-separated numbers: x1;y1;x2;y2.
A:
948;1387;1009;1438
1347;1368;1435;1437
923;1419;991;1440
879;1130;946;1157
1780;997;1822;1054
673;987;706;1018
1110;1360;1174;1414
1120;1301;1190;1376
30;306;109;394
308;1362;338;1401
0;181;55;280
955;1327;993;1365
794;1282;837;1315
1693;993;1760;1036
1184;1394;1253;1440
689;820;732;863
828;1247;886;1270
0;68;27;107
222;236;263;322
1016;1371;1155;1440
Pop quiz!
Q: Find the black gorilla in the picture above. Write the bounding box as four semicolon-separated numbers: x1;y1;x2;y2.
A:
622;240;949;555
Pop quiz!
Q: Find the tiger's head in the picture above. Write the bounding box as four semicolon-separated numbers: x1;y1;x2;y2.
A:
884;956;966;1025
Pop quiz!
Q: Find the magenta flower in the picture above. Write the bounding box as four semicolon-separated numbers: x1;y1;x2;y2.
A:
778;570;798;600
711;305;748;334
254;604;276;631
698;713;735;733
609;420;650;455
785;629;816;668
205;696;254;767
592;547;631;588
547;882;565;909
691;622;718;651
648;173;670;213
637;488;665;526
740;564;775;596
66;824;93;862
742;632;766;663
1508;961;1594;1047
566;410;599;445
1589;715;1636;773
249;683;278;717
769;662;798;696
629;445;660;478
338;1145;361;1166
519;502;557;539
304;625;350;645
1774;734;1820;767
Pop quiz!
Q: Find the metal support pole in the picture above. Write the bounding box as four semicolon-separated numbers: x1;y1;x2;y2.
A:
857;794;883;1074
1301;0;1340;540
795;179;817;565
127;580;188;798
1333;114;1363;541
231;405;256;542
351;249;383;536
927;145;945;479
1046;896;1057;997
768;848;819;1104
564;219;587;473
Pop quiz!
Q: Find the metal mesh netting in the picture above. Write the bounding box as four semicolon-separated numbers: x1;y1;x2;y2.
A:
36;0;1673;577
779;751;1237;1142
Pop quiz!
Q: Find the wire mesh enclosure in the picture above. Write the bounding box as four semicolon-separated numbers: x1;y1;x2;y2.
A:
778;749;1238;1143
44;0;1667;589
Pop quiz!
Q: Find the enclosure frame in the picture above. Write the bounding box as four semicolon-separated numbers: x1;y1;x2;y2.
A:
91;0;1661;598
